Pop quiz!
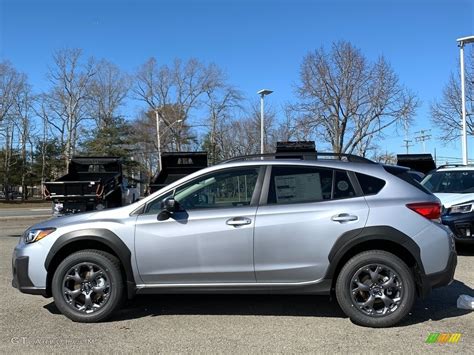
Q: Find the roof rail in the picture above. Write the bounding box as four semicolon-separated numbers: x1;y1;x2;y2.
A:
437;164;471;169
218;152;375;164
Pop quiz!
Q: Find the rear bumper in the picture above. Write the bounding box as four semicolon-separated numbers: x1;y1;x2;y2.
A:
419;250;457;298
12;255;48;297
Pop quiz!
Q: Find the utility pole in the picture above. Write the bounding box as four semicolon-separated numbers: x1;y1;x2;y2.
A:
415;130;432;153
457;36;474;165
154;108;183;173
402;139;413;154
155;109;162;172
257;89;273;154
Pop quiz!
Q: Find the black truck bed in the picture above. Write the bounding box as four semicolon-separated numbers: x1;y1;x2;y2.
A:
396;154;436;174
44;157;123;213
150;152;208;193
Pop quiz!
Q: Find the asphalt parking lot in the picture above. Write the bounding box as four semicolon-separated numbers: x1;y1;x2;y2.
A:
1;218;473;353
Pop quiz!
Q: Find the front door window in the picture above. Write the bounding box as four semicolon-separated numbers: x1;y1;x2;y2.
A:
174;168;260;210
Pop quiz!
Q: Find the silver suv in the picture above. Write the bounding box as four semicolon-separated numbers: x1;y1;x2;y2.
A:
12;155;457;327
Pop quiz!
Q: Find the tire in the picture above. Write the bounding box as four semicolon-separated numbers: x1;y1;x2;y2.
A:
335;250;415;328
51;249;124;322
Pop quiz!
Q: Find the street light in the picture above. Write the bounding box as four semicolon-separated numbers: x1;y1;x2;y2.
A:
457;35;474;165
257;89;273;154
155;108;183;172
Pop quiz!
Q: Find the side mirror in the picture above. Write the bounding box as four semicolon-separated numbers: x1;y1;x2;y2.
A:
157;210;171;221
162;197;179;212
157;197;179;221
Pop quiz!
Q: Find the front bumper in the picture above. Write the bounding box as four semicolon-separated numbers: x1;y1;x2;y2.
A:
12;255;48;297
419;250;457;298
442;211;474;243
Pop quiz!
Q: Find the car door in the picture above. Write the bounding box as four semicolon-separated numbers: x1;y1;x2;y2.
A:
134;166;264;284
254;165;369;283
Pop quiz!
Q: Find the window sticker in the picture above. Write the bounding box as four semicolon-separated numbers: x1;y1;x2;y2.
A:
337;180;349;191
275;173;322;203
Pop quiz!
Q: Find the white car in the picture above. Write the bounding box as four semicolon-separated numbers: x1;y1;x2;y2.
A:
421;165;474;244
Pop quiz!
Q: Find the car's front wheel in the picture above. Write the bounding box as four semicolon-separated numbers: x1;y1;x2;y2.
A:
51;249;124;322
335;250;415;328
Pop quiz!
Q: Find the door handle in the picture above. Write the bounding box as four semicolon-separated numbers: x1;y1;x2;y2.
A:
331;213;358;223
226;217;252;226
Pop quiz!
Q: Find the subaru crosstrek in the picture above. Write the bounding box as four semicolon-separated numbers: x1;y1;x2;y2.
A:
12;155;457;327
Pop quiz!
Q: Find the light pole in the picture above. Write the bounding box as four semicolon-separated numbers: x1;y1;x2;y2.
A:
257;89;273;154
457;35;474;165
155;108;182;172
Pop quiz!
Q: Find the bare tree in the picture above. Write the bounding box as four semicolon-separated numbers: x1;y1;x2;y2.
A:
0;61;24;125
134;57;224;154
87;59;130;129
129;109;185;177
44;48;95;170
13;78;35;200
290;41;418;155
431;49;474;142
273;106;315;143
371;150;397;164
0;62;29;199
215;101;277;159
204;84;243;163
131;111;157;181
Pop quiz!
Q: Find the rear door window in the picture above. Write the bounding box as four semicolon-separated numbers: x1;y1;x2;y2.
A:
333;170;356;199
267;166;356;204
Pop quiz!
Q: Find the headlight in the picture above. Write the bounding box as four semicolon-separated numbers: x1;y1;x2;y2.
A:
449;203;473;214
24;228;56;244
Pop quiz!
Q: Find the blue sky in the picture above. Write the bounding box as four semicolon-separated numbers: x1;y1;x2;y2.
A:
1;0;473;160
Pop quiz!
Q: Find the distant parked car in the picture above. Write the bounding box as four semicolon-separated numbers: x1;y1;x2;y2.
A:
407;170;425;182
421;165;474;244
8;191;22;200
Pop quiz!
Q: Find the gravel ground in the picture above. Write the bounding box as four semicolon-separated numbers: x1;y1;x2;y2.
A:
1;219;473;353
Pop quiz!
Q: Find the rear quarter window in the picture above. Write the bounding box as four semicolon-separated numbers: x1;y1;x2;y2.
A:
355;173;386;195
383;165;432;194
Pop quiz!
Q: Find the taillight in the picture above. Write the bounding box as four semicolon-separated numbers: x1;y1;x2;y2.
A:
406;202;441;221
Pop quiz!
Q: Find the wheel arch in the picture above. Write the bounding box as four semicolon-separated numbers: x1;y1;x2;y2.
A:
325;226;426;296
44;229;136;298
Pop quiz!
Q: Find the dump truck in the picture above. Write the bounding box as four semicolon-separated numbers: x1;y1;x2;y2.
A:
149;152;208;194
396;154;436;174
43;157;133;215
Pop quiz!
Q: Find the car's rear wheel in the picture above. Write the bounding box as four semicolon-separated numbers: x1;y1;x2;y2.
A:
335;250;415;328
52;249;124;322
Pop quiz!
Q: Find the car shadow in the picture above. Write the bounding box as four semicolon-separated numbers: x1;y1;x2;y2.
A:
456;243;474;256
399;280;473;327
44;294;347;319
43;280;473;326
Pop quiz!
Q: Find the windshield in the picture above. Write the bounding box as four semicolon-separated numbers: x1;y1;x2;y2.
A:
421;170;474;193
